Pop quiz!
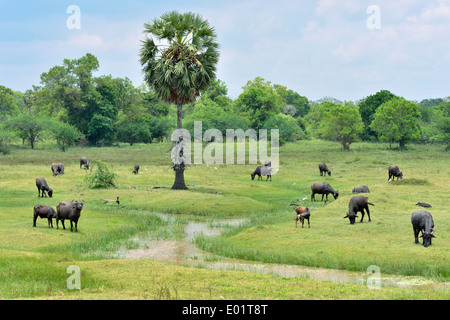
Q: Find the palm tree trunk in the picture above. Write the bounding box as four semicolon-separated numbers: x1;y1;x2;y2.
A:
172;104;188;190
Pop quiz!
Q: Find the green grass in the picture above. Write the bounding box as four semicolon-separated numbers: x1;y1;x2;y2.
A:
0;140;448;299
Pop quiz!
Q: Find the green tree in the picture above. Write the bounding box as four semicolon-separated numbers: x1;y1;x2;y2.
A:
87;114;114;146
370;98;421;149
358;90;398;140
234;77;283;130
117;122;152;146
318;102;364;150
262;113;305;145
0;85;18;119
3;115;47;149
140;11;219;189
49;121;84;152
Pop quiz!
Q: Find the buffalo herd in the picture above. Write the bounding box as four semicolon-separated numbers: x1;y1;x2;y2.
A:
33;157;88;232
33;157;437;246
251;162;437;247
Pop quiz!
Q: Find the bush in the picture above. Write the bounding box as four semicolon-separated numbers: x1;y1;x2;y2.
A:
84;160;117;189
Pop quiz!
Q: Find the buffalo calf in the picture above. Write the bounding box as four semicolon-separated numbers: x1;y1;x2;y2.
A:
33;205;56;228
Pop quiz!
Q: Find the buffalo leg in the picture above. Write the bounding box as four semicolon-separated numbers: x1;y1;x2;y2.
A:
413;228;420;244
48;218;53;228
33;215;37;227
61;219;66;230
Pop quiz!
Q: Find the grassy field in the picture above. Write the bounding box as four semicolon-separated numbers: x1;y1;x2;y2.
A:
0;140;448;300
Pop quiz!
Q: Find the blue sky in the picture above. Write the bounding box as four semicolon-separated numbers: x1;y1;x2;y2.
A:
1;0;449;102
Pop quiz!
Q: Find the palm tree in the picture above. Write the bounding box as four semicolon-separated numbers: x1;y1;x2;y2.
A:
140;11;219;190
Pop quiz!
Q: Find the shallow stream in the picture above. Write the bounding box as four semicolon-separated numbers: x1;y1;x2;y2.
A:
116;214;449;291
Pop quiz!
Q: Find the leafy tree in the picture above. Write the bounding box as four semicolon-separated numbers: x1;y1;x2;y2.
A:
262;113;305;145
87;114;114;146
432;102;450;149
0;85;18;119
275;85;310;117
3;115;47;149
358;90;398;141
117;122;152;146
0;129;13;154
140;11;219;189
370;98;421;148
304;101;336;138
318;102;364;150
234;77;283;130
145;116;174;142
49;121;83;151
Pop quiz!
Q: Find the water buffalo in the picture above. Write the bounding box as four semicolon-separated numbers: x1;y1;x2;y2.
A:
36;177;53;198
133;164;140;174
388;165;403;181
311;182;339;202
411;210;436;247
344;195;374;224
80;157;89;170
319;163;331;176
352;185;370;194
51;163;65;176
33;204;56;228
251;166;272;181
294;206;310;228
56;200;84;232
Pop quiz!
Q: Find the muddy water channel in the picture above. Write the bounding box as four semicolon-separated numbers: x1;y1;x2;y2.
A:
116;214;448;291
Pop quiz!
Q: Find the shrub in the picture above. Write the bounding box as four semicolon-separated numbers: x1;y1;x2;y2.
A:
84;160;117;189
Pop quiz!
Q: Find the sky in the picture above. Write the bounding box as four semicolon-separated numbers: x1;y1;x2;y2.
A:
0;0;449;102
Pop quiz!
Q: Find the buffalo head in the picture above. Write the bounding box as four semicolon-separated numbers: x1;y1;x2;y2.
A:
420;229;436;247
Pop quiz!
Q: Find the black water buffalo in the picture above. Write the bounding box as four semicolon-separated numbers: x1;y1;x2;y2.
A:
80;157;90;170
344;195;374;224
388;165;403;181
133;164;139;174
319;163;331;176
251;166;272;181
411;210;436;247
56;200;84;232
36;177;53;198
33;204;56;228
352;185;370;194
51;163;65;176
311;182;339;202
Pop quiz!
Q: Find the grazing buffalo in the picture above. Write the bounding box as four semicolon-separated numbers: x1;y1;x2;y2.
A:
33;205;56;228
56;200;84;232
294;206;311;228
251;166;272;181
344;195;374;224
36;177;53;198
133;164;140;174
319;163;331;176
411;210;436;247
80;157;90;170
51;163;65;176
388;165;403;181
311;182;339;202
352;185;370;194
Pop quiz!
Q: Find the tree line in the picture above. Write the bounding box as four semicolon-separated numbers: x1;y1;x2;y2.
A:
0;53;449;154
